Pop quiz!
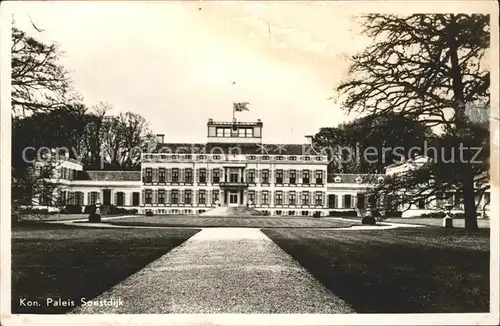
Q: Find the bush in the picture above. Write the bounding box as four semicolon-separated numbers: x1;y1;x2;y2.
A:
127;209;138;215
62;205;82;214
421;211;446;219
384;211;403;218
362;216;377;225
88;213;101;223
108;205;130;215
84;205;97;214
145;211;154;216
313;211;322;218
328;210;358;217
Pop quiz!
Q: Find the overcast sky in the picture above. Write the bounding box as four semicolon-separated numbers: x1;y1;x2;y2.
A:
11;1;492;144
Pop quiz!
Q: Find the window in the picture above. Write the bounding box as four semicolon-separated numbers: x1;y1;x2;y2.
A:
276;156;284;160
315;156;323;161
247;155;256;160
145;190;153;204
158;190;165;204
223;128;231;137
185;169;193;183
145;168;152;183
315;192;323;206
132;192;140;206
262;156;270;160
90;191;99;205
288;210;295;216
212;191;219;204
213;155;221;160
248;170;256;183
302;192;310;205
276;170;283;184
289;156;297;161
216;128;224;137
344;195;352;208
302;170;310;184
185;190;192;204
238;128;245;137
276;210;282;216
229;169;239;182
262;191;269;205
171;190;179;204
289;192;296;206
184;154;192;159
289;170;296;184
198;190;206;204
276;191;283;205
212;169;220;183
197;155;207;160
357;194;365;209
315;170;323;185
262;170;270;184
248;191;255;204
199;169;207;183
246;128;254;137
159;168;166;183
301;211;309;216
116;192;125;206
418;198;426;209
172;168;179;183
303;156;311;161
328;194;336;208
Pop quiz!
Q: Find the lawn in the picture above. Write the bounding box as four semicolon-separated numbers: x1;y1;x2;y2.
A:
104;216;359;228
11;223;200;314
263;227;490;313
384;217;490;228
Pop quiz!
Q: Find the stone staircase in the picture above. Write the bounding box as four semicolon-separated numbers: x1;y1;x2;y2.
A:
200;206;264;217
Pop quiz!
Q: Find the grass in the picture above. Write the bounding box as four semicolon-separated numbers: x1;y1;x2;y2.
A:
11;223;200;314
103;215;359;228
384;217;490;228
263;227;490;313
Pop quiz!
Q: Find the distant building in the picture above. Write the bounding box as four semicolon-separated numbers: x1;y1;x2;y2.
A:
29;119;490;218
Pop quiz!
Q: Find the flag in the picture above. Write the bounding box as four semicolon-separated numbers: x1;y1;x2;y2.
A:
233;102;250;112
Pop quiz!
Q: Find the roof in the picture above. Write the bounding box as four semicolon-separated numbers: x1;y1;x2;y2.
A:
327;174;385;184
75;171;141;181
154;143;321;155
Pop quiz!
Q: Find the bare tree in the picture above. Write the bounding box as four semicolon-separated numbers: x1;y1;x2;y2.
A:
337;14;490;232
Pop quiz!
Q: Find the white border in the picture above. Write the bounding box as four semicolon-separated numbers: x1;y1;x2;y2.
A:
1;1;498;325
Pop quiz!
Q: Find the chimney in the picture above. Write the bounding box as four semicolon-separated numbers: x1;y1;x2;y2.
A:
156;134;165;144
305;135;314;146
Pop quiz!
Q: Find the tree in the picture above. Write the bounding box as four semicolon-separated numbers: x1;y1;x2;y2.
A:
11;26;75;116
314;112;433;174
336;14;489;232
116;112;154;169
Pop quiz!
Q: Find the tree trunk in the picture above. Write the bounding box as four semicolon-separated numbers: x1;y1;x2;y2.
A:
462;165;479;232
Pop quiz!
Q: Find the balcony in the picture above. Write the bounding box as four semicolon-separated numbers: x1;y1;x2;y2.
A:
219;180;249;188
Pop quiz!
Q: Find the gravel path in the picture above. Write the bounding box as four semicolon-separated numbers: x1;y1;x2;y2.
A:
72;228;354;314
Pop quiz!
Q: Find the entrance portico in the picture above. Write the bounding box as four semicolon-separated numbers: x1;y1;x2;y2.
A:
219;166;248;207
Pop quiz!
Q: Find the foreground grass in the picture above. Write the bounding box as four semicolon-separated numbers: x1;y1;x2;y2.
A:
384;217;490;228
105;216;358;228
12;223;200;314
263;228;490;313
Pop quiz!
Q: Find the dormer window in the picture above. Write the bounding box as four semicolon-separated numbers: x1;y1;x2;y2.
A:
315;156;323;161
184;154;192;159
262;156;270;160
197;155;206;160
334;176;342;183
289;156;297;161
303;156;311;161
213;155;221;160
276;156;284;160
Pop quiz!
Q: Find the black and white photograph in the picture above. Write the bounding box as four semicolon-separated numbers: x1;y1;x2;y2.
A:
0;1;498;325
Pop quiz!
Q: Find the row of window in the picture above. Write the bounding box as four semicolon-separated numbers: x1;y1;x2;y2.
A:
143;168;326;185
143;189;326;206
52;191;141;206
215;127;255;138
143;209;322;216
143;154;325;162
59;167;78;180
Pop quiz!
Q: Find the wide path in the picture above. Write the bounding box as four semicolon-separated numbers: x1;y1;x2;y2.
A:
72;228;354;314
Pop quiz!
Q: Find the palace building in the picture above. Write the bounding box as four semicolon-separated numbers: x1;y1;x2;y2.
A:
30;118;490;218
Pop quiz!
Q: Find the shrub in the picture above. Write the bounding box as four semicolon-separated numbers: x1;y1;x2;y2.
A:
421;211;446;219
384;211;403;218
313;211;322;218
62;205;83;214
128;209;138;214
88;213;101;223
84;205;97;214
108;205;130;215
328;210;358;217
362;216;377;225
145;211;154;216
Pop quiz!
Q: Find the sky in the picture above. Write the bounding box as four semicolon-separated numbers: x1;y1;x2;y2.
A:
10;1;494;144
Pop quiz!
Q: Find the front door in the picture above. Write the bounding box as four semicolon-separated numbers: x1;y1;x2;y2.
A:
228;191;239;207
103;189;111;205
